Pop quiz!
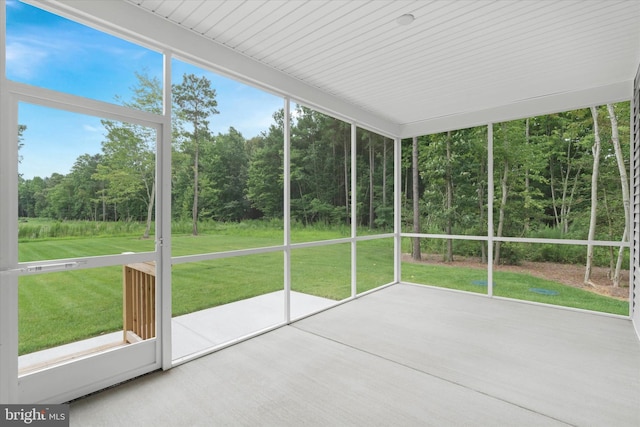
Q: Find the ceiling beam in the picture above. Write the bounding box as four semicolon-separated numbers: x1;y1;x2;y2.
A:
399;81;632;138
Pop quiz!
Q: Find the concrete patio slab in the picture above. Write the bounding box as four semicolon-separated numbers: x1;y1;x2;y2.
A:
19;290;335;372
69;284;640;426
172;290;336;360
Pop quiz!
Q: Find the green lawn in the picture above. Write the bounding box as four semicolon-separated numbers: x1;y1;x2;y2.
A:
172;252;284;316
401;262;629;316
19;266;123;355
16;223;628;355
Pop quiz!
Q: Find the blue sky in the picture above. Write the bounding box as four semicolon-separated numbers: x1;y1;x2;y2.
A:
6;0;283;179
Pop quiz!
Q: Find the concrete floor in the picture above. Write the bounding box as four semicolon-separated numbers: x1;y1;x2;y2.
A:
19;290;336;373
70;284;640;426
172;289;336;360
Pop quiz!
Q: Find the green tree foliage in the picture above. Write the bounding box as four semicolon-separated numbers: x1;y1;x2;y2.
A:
173;73;219;235
200;127;250;221
246;110;285;219
93;72;159;237
290;106;350;225
93;122;154;221
415;127;487;260
401;104;629;268
356;129;393;230
66;154;102;220
16;69;631;275
17;124;26;166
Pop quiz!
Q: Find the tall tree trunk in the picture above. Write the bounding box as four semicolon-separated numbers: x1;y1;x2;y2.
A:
445;131;453;262
602;188;616;278
99;182;107;221
478;154;487;263
584;106;602;285
192;142;199;236
558;141;583;236
560;146;572;235
382;139;387;207
369;136;375;228
494;124;509;265
344;133;349;220
143;181;155;239
523;118;531;235
412;136;421;261
494;159;509;265
403;164;409;210
296;182;308;224
549;159;560;228
101;189;106;222
565;165;582;235
607;104;630;287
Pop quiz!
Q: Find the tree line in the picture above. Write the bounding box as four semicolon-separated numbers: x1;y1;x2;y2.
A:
18;72;393;236
17;72;630;284
405;103;630;285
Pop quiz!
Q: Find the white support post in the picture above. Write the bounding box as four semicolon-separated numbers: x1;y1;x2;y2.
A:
160;51;173;370
0;0;7;402
394;137;402;284
351;123;357;297
284;98;291;322
0;0;19;401
487;123;494;297
630;95;637;317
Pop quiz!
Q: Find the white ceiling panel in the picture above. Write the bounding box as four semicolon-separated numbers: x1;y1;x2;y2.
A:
38;0;640;136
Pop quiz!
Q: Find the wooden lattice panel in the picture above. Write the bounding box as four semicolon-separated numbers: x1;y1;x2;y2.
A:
123;262;156;342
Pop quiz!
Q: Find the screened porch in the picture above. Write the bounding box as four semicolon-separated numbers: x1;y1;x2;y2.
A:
1;1;639;424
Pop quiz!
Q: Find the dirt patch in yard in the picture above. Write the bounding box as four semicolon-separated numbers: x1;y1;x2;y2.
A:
403;253;630;301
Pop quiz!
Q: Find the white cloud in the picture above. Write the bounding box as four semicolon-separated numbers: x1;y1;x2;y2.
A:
5;25;86;79
83;124;103;133
5;22;113;81
5;41;50;80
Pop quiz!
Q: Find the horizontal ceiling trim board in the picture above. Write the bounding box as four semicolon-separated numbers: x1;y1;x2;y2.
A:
399;81;632;138
30;0;400;136
287;97;398;142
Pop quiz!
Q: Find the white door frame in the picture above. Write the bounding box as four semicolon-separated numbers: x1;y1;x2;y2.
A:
0;81;167;403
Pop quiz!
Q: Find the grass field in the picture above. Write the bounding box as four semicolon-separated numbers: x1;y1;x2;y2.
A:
401;262;629;315
16;220;628;355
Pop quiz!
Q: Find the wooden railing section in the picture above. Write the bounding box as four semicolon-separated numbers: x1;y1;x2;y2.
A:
123;262;156;343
